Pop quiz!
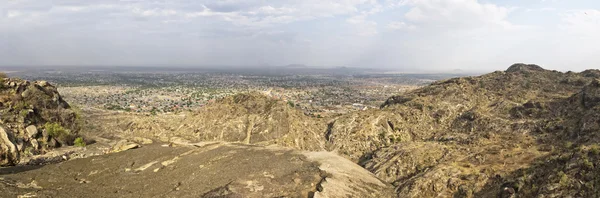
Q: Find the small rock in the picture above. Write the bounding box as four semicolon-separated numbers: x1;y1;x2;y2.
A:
37;81;49;87
131;137;153;145
25;125;38;138
111;140;140;153
30;139;39;149
21;89;32;98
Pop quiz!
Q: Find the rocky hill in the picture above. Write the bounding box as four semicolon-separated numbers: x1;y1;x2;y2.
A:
326;64;600;197
2;64;599;197
0;77;79;166
81;92;327;151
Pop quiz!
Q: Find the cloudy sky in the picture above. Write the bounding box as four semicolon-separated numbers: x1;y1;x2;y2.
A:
0;0;599;71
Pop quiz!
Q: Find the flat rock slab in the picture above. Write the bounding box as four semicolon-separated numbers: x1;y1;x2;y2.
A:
0;143;394;198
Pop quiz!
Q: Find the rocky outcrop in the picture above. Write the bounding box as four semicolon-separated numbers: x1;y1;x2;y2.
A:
0;78;78;166
505;63;546;73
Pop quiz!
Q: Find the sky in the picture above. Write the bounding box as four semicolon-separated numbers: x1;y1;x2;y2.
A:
0;0;599;72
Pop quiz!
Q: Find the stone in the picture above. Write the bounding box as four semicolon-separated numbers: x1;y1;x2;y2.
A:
111;140;140;153
42;129;49;140
37;81;49;87
21;89;32;98
0;126;19;166
25;125;38;138
30;139;39;150
131;137;153;145
48;138;58;148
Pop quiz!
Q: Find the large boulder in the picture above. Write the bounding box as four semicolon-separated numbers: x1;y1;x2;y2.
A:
0;126;19;166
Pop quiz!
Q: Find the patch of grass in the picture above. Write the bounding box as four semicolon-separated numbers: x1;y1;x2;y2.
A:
20;109;30;117
74;137;86;147
558;171;569;186
565;141;574;149
13;101;30;111
582;158;594;169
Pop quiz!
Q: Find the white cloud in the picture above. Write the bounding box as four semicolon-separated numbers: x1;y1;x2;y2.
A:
1;0;599;71
387;21;416;30
132;8;178;17
7;11;22;18
399;0;514;29
347;15;378;36
560;9;600;37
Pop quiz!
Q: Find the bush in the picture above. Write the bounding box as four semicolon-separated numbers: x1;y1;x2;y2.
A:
558;171;569;186
45;122;71;144
74;137;86;147
590;144;600;155
0;72;7;78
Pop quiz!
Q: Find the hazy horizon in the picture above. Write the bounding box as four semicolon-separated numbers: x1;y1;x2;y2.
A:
1;0;599;72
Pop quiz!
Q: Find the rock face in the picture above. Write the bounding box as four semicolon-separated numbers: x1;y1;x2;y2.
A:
0;143;395;197
0;78;77;166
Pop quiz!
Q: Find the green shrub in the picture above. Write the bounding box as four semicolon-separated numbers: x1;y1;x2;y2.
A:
558;171;569;186
0;72;7;78
74;137;86;147
565;141;574;149
45;122;71;143
583;158;594;169
13;101;30;111
590;144;600;155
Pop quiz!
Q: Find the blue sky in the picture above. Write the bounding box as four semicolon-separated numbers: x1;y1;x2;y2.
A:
1;0;599;72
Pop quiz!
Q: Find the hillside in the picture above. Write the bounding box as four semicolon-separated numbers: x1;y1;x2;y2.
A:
80;92;327;151
326;64;600;197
